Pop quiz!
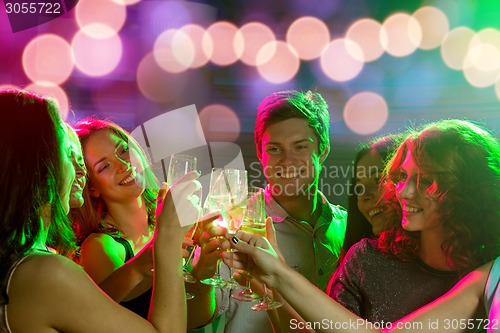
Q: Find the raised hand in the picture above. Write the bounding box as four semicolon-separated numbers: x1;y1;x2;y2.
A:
221;231;282;288
155;171;202;237
192;213;229;280
182;237;195;258
264;217;286;262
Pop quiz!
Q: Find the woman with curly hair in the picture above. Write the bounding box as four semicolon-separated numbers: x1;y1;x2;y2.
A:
326;119;500;324
223;119;499;332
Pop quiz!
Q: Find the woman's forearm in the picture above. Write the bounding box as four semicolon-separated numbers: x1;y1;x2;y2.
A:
274;262;379;333
274;260;489;333
186;262;216;328
99;261;152;302
150;232;187;332
273;291;317;333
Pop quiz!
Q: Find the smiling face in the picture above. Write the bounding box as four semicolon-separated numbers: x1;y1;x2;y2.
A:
67;125;87;209
59;125;76;215
83;129;145;204
356;150;387;235
258;118;328;199
394;149;441;233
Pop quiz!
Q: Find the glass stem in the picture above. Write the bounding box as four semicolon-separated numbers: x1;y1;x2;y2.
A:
214;258;222;278
263;284;271;302
183;245;197;271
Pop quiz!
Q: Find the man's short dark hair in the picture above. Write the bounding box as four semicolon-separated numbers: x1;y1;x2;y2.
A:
254;90;331;154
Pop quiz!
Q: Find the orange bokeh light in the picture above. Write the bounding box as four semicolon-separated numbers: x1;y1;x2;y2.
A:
412;6;449;50
136;53;189;103
380;13;422;57
71;30;122;77
440;27;475;70
22;34;73;86
237;22;276;66
198;104;241;142
320;39;364;82
287;16;330;61
153;29;193;73
256;41;300;84
75;0;126;38
205;21;243;66
346;18;384;62
179;24;213;69
25;83;70;120
344;92;388;135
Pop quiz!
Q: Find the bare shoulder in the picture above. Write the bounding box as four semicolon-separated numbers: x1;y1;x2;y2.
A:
81;232;119;247
7;253;93;330
468;261;494;283
80;232;125;256
10;253;89;295
79;232;128;283
7;252;156;333
15;252;82;278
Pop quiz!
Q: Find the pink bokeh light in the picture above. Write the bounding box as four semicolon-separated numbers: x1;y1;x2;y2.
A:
22;34;73;86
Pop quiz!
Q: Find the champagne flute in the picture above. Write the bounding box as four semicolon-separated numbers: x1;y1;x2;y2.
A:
251;284;283;311
200;168;247;288
231;187;265;302
166;154;200;299
167;154;197;188
218;168;248;289
249;187;282;310
200;168;230;288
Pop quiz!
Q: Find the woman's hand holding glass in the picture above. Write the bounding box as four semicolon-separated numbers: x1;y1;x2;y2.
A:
231;187;266;302
191;215;230;280
209;168;248;237
157;169;202;299
201;168;247;288
218;169;248;288
222;231;282;289
166;154;202;289
222;210;284;310
155;171;201;238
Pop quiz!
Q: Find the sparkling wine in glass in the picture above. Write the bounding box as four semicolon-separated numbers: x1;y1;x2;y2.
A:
201;168;248;289
218;169;247;288
200;168;231;288
232;187;265;302
166;154;200;298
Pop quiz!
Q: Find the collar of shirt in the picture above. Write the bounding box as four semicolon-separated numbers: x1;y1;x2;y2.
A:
264;185;333;228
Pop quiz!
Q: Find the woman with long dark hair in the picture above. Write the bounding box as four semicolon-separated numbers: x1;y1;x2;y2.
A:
0;88;199;332
337;134;404;265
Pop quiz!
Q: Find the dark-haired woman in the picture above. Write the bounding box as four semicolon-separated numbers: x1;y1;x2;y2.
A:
0;88;200;332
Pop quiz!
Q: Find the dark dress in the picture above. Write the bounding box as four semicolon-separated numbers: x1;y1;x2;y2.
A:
113;236;152;319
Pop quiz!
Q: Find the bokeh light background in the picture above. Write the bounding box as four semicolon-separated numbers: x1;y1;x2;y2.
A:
2;0;500;204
